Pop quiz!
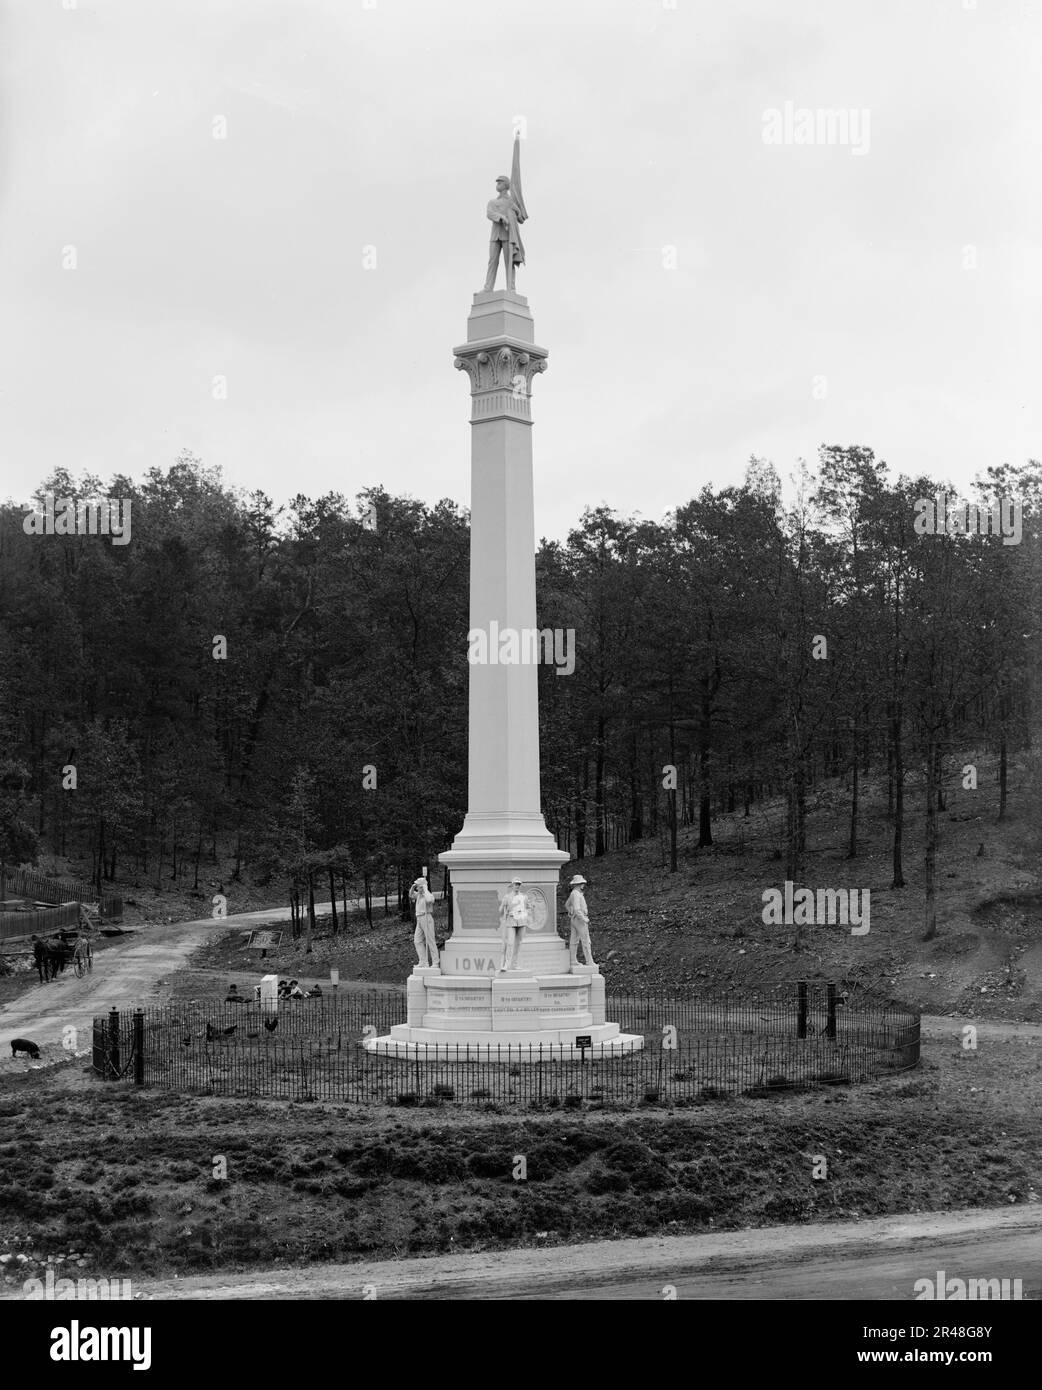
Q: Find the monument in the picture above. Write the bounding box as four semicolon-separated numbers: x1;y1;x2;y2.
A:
364;138;642;1059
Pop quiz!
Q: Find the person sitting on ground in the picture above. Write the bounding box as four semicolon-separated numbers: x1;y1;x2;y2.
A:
225;983;248;1004
288;980;305;999
308;982;323;997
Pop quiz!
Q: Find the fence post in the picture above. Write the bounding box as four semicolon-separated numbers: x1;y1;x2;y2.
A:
797;980;807;1039
133;1009;144;1085
107;1008;120;1079
826;983;837;1040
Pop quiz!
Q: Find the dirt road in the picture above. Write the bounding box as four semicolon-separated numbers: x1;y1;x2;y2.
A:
0;900;385;1053
134;1206;1042;1300
920;1015;1042;1043
5;911;1041;1061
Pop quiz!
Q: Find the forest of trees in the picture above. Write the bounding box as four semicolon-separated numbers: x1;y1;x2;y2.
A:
0;447;1039;941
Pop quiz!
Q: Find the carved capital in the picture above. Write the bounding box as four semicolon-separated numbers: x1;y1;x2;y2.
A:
454;342;547;422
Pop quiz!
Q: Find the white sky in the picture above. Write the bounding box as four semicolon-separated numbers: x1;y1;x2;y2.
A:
1;0;1039;539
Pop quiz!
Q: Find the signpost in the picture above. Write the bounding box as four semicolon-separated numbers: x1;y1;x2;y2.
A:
246;929;283;960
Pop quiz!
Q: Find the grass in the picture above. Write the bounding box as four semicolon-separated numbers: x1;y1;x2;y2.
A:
0;1034;1039;1283
1;753;1039;1284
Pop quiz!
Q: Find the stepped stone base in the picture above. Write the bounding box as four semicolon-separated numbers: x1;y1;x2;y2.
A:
362;967;644;1060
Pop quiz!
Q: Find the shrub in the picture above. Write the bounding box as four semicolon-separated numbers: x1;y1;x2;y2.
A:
667;1194;713;1221
586;1167;629;1195
466;1151;514;1179
602;1141;654;1173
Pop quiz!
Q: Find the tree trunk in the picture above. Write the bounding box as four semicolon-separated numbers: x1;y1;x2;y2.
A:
891;702;905;888
594;714;606;856
886;732;894;820
922;739;939;941
697;712;712;846
628;730;643;842
95;818;106;896
575;757;588;863
847;745;859;859
668;700;678;873
306;873;315;952
328;869;338;935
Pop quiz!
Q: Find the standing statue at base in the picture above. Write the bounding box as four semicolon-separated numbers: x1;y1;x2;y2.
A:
410;875;438;968
498;877;532;972
565;874;597;971
483;135;528;294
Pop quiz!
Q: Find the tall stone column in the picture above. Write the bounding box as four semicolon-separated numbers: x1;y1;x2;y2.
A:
363;283;641;1056
440;288;569;975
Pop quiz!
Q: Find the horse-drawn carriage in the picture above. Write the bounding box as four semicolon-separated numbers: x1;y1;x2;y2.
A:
34;929;93;982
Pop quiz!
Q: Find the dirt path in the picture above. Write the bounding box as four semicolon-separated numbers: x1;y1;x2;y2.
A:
132;1206;1042;1300
6;910;1042;1060
920;1015;1042;1043
0;900;386;1053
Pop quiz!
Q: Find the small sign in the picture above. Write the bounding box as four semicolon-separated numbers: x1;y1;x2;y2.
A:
330;967;339;987
575;1034;592;1048
246;930;283;950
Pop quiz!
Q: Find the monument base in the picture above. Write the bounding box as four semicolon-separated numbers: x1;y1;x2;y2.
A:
363;968;644;1060
363;1032;643;1060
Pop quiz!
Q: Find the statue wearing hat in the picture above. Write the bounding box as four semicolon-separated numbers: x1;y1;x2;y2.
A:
565;875;597;972
409;873;438;969
497;877;533;972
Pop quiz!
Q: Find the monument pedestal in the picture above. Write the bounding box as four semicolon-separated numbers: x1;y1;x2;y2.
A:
363;283;642;1063
368;968;637;1057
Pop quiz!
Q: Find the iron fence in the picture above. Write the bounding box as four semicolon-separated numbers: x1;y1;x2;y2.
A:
93;983;919;1106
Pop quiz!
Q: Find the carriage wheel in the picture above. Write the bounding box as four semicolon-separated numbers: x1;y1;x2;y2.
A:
87;950;93;974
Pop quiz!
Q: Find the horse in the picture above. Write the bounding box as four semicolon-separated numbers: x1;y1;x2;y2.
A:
31;935;48;983
37;933;76;981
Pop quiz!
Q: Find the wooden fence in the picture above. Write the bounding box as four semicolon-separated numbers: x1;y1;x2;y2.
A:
0;900;82;943
1;866;121;920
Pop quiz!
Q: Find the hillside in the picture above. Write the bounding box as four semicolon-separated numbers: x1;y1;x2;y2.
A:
181;752;1042;1022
